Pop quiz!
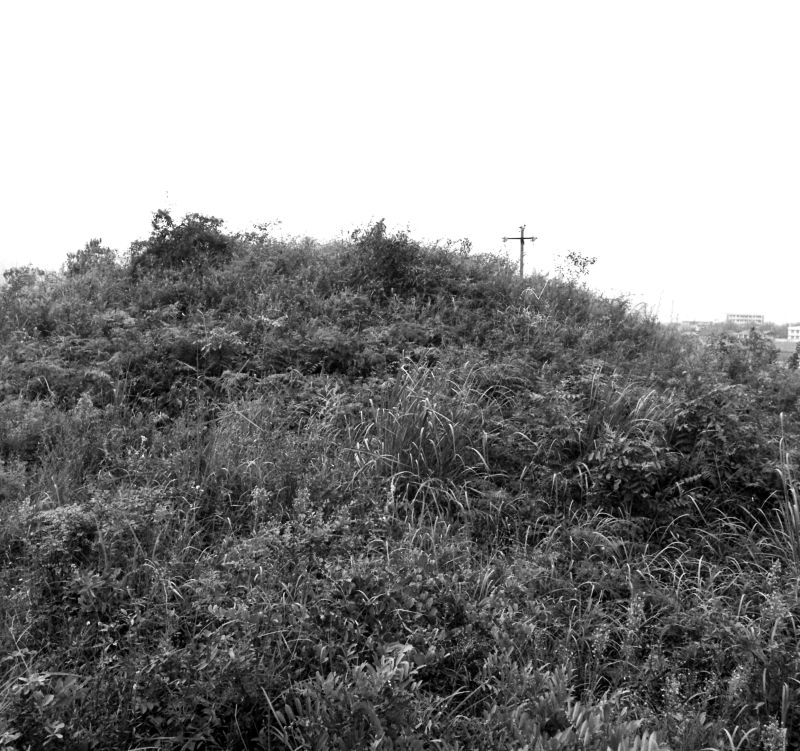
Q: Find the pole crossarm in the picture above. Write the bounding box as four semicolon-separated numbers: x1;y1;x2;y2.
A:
502;224;537;277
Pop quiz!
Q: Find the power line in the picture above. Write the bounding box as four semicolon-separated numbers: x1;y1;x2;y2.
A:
503;224;537;277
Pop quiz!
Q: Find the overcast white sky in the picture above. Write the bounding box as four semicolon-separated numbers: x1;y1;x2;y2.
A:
1;2;798;322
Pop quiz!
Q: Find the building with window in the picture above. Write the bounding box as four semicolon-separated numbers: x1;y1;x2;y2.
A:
726;313;764;326
789;325;800;342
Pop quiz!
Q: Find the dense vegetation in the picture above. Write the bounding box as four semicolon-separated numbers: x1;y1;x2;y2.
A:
1;212;799;750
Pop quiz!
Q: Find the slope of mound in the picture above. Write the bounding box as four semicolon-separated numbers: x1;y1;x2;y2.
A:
1;214;799;749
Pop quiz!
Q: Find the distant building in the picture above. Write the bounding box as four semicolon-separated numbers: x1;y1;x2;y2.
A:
789;325;800;342
678;320;715;333
726;313;764;326
680;320;715;328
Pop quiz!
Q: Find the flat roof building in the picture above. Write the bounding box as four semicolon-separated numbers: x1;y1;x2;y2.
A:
726;313;765;326
788;325;800;342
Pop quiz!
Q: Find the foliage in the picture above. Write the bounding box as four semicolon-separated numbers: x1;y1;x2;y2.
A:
2;213;800;748
63;238;119;277
129;209;232;276
788;343;800;371
347;219;423;297
0;266;55;338
707;329;779;384
555;250;597;285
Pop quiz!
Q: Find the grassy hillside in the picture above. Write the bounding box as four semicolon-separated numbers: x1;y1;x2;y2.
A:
1;212;799;750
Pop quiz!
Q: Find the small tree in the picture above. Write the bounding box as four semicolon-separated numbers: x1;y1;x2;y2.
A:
63;239;118;277
0;266;53;337
128;210;231;276
349;219;421;296
2;266;46;293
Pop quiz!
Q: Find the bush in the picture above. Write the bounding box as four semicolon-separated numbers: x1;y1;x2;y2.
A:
129;209;232;275
347;219;423;297
63;239;119;278
0;266;56;338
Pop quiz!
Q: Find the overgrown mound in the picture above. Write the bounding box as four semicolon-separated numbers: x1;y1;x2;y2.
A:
1;211;799;749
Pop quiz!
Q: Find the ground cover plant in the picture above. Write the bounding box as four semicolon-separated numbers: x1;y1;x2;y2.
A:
1;212;800;749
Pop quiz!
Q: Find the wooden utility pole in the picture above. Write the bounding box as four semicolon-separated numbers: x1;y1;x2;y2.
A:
503;225;537;277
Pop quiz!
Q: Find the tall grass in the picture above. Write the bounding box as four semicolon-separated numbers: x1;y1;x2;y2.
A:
769;413;800;575
352;360;496;517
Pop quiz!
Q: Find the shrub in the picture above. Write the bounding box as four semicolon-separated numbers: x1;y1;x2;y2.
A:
708;329;778;384
128;209;232;275
63;238;119;278
788;343;800;371
0;266;56;338
347;219;423;297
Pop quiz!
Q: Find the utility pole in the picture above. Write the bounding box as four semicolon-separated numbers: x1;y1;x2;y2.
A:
503;224;537;277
